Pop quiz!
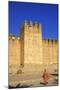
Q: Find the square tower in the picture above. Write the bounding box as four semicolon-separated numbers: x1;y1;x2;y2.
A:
21;21;43;65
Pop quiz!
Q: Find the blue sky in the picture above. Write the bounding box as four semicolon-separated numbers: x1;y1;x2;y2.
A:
9;1;58;40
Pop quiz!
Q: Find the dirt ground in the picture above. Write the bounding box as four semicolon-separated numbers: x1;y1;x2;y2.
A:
9;63;58;87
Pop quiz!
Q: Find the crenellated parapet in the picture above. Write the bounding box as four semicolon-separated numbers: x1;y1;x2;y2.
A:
21;20;42;34
9;34;20;41
43;39;58;45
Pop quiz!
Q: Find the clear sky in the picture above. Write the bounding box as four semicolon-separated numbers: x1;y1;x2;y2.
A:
9;1;58;40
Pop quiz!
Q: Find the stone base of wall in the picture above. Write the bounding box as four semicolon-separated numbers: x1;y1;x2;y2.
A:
9;63;58;75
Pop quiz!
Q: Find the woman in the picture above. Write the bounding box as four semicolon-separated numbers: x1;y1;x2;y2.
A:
42;69;49;85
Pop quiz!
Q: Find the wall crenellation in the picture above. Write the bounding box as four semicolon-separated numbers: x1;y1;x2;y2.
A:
9;35;58;46
23;21;41;29
9;35;20;41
